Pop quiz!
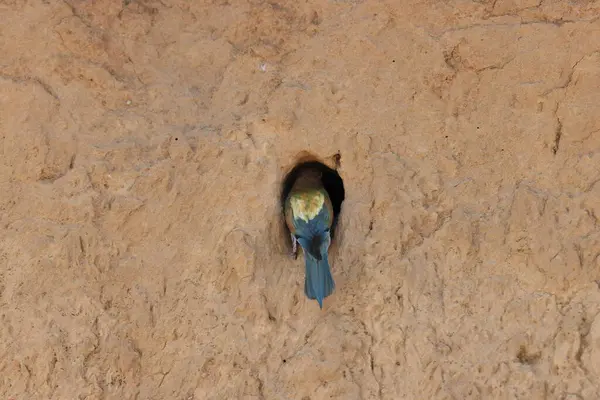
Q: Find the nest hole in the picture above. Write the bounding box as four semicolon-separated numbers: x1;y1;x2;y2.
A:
280;160;345;239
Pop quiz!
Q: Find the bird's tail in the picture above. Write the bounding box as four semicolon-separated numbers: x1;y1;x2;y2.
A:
304;254;335;309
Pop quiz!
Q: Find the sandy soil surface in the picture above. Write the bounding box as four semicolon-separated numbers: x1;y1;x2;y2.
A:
2;0;600;399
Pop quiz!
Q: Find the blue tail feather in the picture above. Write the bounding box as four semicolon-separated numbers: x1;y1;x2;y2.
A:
304;255;335;308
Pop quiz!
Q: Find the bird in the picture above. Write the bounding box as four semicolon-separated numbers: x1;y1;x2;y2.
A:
284;167;335;308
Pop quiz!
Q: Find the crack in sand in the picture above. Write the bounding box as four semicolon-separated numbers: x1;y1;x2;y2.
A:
542;52;598;97
541;51;600;155
0;74;59;101
61;0;94;29
552;116;563;155
358;319;382;400
435;16;600;38
486;0;544;19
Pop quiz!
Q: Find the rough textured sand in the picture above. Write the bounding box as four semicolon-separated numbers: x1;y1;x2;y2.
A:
2;0;600;399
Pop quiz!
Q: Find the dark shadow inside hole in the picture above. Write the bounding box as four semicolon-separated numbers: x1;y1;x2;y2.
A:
280;161;345;240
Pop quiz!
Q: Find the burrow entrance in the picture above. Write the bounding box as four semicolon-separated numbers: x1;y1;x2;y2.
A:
280;159;345;240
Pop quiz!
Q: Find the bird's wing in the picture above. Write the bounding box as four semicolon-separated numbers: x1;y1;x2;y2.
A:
322;189;334;229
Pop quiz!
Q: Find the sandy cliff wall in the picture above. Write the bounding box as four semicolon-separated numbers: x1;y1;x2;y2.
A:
1;1;600;399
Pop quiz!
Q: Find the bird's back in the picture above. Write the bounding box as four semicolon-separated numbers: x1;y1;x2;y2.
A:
285;169;333;233
284;167;336;308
